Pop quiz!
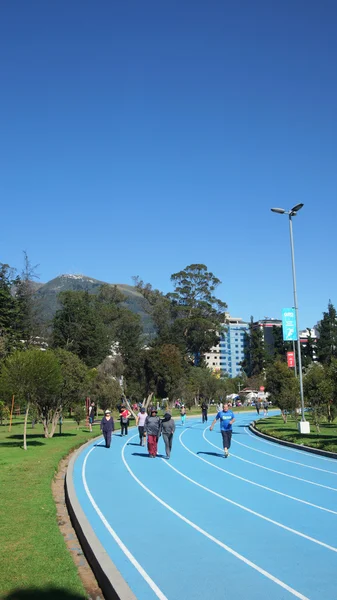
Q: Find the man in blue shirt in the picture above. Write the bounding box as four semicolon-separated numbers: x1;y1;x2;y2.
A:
210;403;235;457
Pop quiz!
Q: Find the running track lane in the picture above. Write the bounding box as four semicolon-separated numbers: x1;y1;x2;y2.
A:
72;412;337;600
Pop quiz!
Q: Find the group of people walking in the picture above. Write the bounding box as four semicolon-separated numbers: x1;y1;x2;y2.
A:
100;401;236;460
100;405;176;459
137;407;176;458
100;405;132;448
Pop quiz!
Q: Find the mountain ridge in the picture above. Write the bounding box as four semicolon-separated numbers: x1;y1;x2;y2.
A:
33;274;154;334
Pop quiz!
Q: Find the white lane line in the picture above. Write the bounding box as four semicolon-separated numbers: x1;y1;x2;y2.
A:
203;430;337;492
122;435;309;600
231;436;337;475
161;455;337;553
245;426;337;465
178;429;337;516
82;439;169;600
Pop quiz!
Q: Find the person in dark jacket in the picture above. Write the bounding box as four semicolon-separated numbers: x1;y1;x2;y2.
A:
100;410;114;448
161;412;176;459
144;407;161;458
201;401;208;423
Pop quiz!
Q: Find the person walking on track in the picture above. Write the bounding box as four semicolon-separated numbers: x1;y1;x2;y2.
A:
201;400;208;423
263;399;269;417
136;406;147;446
210;402;235;458
100;410;114;448
180;404;186;425
161;412;176;459
88;401;95;432
120;406;131;436
145;407;161;458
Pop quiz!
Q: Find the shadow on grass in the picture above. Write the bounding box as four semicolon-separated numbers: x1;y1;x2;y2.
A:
8;433;76;440
3;588;86;600
0;440;45;447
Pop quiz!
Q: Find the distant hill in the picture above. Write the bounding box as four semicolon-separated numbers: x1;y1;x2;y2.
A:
33;274;154;334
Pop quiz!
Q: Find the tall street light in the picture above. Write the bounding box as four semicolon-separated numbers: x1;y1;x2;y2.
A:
271;203;310;434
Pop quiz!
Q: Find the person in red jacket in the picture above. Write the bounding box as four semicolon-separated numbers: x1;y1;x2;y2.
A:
120;407;131;436
144;407;161;458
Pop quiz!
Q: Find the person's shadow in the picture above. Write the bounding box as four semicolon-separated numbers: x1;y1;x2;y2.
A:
132;452;167;459
197;451;224;458
3;588;87;600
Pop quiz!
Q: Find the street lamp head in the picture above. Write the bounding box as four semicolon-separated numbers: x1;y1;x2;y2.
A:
271;208;286;214
290;203;304;214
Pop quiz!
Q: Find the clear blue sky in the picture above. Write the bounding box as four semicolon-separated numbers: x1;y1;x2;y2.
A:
1;0;337;329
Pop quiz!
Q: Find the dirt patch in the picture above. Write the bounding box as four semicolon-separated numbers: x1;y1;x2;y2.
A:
52;455;104;600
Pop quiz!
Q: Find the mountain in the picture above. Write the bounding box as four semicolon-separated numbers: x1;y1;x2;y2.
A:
33;274;154;334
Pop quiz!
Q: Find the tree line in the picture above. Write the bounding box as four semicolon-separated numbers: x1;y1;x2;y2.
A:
243;301;337;427
1;261;245;447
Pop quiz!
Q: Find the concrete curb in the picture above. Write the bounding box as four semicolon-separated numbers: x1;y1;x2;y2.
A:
65;435;137;600
249;422;337;460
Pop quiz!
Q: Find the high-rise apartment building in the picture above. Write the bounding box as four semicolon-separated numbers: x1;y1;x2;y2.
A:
204;316;248;378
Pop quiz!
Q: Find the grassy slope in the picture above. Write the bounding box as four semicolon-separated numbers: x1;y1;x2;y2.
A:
255;415;337;453
0;418;99;598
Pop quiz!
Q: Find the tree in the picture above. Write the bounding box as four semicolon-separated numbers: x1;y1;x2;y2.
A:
133;277;172;342
144;344;185;401
271;326;292;363
95;284;142;361
265;361;299;422
168;264;227;357
14;252;41;348
326;358;337;423
301;328;315;369
303;363;332;432
73;404;86;428
0;263;21;356
0;349;63;448
51;348;88;437
242;318;267;377
316;301;337;365
89;356;123;412
181;367;218;408
52;291;110;367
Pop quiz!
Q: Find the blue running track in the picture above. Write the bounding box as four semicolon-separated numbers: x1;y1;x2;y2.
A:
72;411;337;600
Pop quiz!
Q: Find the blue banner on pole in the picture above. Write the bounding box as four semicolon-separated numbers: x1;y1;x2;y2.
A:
282;308;297;341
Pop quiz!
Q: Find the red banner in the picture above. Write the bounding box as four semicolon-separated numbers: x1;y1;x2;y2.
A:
287;352;295;368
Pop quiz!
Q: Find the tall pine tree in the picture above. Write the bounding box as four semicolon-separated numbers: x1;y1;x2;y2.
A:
316;301;337;365
242;317;267;377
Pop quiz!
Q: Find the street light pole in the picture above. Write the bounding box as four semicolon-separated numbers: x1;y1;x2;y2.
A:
288;213;305;423
271;203;310;434
292;340;297;379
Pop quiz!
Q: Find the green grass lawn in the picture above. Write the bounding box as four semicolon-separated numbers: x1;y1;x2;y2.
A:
0;416;101;599
255;414;337;453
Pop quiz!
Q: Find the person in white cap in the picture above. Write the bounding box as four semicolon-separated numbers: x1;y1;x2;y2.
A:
100;410;114;448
